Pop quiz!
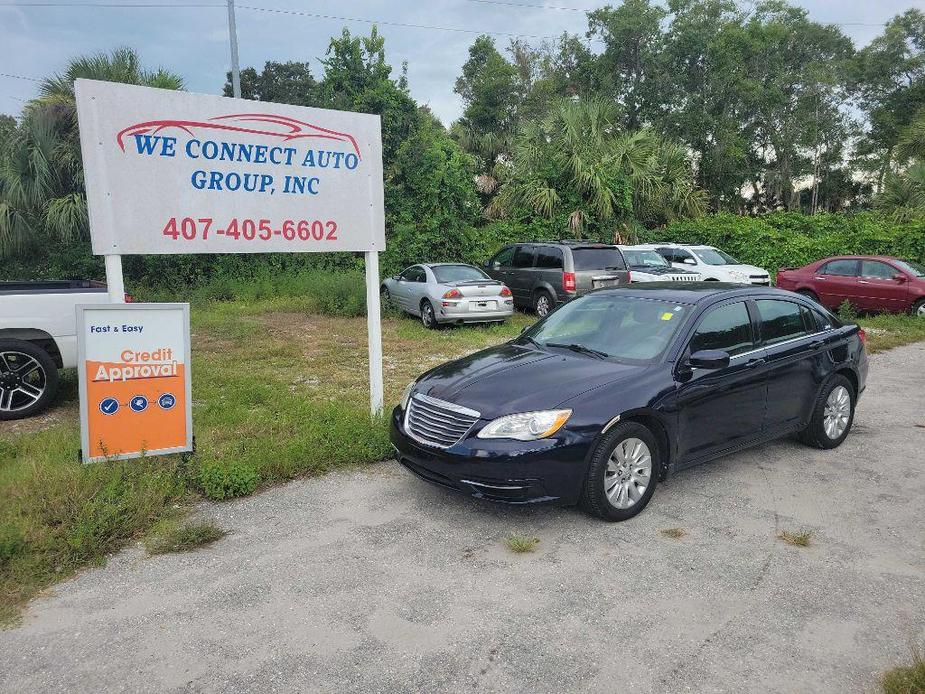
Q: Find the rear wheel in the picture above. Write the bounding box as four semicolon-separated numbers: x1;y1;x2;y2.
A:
799;375;855;449
797;289;820;303
0;339;59;421
533;290;554;318
912;298;925;318
420;300;438;329
580;422;659;521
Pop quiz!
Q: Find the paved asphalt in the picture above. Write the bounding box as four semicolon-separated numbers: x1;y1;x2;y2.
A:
1;343;923;693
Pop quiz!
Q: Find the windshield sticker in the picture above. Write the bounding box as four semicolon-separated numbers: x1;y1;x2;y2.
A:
661;312;674;321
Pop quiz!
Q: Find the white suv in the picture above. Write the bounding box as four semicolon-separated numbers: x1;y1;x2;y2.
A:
618;246;702;282
635;243;771;285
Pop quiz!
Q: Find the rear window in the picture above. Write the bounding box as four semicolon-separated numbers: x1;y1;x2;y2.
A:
432;265;489;283
571;248;626;271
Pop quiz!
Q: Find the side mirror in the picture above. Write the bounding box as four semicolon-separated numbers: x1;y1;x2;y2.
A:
893;273;907;283
682;257;697;266
688;349;730;370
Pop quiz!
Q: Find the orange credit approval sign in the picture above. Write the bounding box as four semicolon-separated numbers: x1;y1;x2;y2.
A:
77;303;192;463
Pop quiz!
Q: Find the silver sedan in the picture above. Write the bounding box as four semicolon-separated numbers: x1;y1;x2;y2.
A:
381;263;515;328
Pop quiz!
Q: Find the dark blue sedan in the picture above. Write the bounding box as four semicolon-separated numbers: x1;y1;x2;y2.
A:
390;284;868;521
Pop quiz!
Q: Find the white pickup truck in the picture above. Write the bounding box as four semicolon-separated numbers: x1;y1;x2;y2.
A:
0;281;113;420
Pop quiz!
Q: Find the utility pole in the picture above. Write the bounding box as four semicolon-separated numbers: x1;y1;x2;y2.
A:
227;0;241;98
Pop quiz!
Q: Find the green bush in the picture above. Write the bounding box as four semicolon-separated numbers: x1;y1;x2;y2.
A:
650;212;925;272
0;522;24;569
198;460;260;500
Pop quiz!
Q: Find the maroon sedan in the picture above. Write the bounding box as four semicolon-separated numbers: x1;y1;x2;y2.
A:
777;255;925;316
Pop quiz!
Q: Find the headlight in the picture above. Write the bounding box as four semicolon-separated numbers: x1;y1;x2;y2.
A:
477;409;572;441
401;381;416;411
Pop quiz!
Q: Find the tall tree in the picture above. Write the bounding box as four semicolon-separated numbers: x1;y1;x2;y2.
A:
0;48;183;256
454;36;520;139
223;61;319;106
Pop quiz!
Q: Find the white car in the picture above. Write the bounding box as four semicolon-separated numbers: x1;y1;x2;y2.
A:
635;243;771;285
618;246;702;282
0;280;113;419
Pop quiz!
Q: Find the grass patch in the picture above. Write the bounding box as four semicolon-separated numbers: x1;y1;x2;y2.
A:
505;534;540;554
882;646;925;694
858;314;925;354
777;529;813;547
660;527;686;539
0;302;534;623
143;518;227;556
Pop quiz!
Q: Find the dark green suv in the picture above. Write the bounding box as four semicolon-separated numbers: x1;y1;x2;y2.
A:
484;242;631;317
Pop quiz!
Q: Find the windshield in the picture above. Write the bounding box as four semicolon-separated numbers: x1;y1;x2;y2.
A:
571;248;625;271
693;247;739;265
894;260;925;277
623;250;670;268
518;293;690;363
432;264;490;283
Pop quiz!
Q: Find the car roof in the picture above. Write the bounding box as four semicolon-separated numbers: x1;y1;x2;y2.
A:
591;282;798;304
815;255;902;262
424;262;478;267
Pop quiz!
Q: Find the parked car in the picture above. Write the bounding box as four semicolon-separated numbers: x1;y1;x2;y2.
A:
776;255;925;316
381;263;514;328
635;243;771;285
392;284;867;521
483;241;630;317
618;246;702;282
0;280;115;420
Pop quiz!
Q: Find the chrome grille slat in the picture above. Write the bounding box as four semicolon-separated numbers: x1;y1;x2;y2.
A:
405;394;480;449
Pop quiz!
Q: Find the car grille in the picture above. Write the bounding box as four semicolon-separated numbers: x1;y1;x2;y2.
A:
749;275;771;285
405;394;481;449
667;274;699;282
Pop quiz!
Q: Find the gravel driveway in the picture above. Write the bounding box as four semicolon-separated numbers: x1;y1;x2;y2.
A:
2;343;923;694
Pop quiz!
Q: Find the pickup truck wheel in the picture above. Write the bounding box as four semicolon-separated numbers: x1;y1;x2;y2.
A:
0;339;59;420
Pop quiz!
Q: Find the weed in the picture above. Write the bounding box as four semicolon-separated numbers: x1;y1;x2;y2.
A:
143;519;227;555
881;645;925;694
660;527;686;539
777;529;812;547
837;300;858;322
505;534;540;553
198;461;259;500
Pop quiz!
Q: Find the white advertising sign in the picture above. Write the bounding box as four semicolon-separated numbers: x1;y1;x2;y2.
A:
75;79;386;255
77;303;193;463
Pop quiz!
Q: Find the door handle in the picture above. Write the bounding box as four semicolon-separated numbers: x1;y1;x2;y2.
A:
745;358;766;369
858;280;870;285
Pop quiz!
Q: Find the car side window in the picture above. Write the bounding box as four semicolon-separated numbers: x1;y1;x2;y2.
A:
491;246;515;268
535;247;564;269
860;260;896;279
398;267;415;281
512;245;535;269
689;302;754;357
756;299;808;345
820;259;858;277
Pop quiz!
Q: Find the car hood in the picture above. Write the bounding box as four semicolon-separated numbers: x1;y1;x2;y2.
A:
415;343;645;418
726;264;768;275
631;265;698;275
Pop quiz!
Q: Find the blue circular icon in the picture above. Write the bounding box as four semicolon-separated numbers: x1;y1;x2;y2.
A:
129;395;148;413
158;393;176;411
99;397;119;415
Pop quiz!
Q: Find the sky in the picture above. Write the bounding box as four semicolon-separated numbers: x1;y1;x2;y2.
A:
0;0;917;125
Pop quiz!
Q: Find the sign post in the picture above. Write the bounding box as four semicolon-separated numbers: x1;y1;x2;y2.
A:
76;79;387;420
77;303;192;463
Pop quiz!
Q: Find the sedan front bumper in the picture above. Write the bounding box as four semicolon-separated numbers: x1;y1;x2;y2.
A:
389;406;590;505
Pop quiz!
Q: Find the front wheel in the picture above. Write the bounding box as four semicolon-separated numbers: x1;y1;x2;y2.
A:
799;375;855;449
420;300;438;329
0;339;59;420
912;298;925;318
580;422;659;521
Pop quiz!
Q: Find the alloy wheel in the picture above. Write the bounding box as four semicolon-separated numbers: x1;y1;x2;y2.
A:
422;303;436;328
604;437;652;509
0;351;47;414
823;385;851;440
917;302;925;318
535;294;551;318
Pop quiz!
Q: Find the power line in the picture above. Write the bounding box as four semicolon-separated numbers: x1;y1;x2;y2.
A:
0;72;42;83
464;0;591;11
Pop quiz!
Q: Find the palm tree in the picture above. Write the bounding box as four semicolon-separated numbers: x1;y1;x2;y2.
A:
490;98;705;241
0;48;183;256
876;108;925;222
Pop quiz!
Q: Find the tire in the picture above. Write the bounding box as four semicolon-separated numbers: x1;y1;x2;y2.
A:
799;374;855;449
0;339;59;421
533;290;554;318
912;298;925;318
797;289;820;304
580;421;659;521
420;300;439;329
380;286;391;305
